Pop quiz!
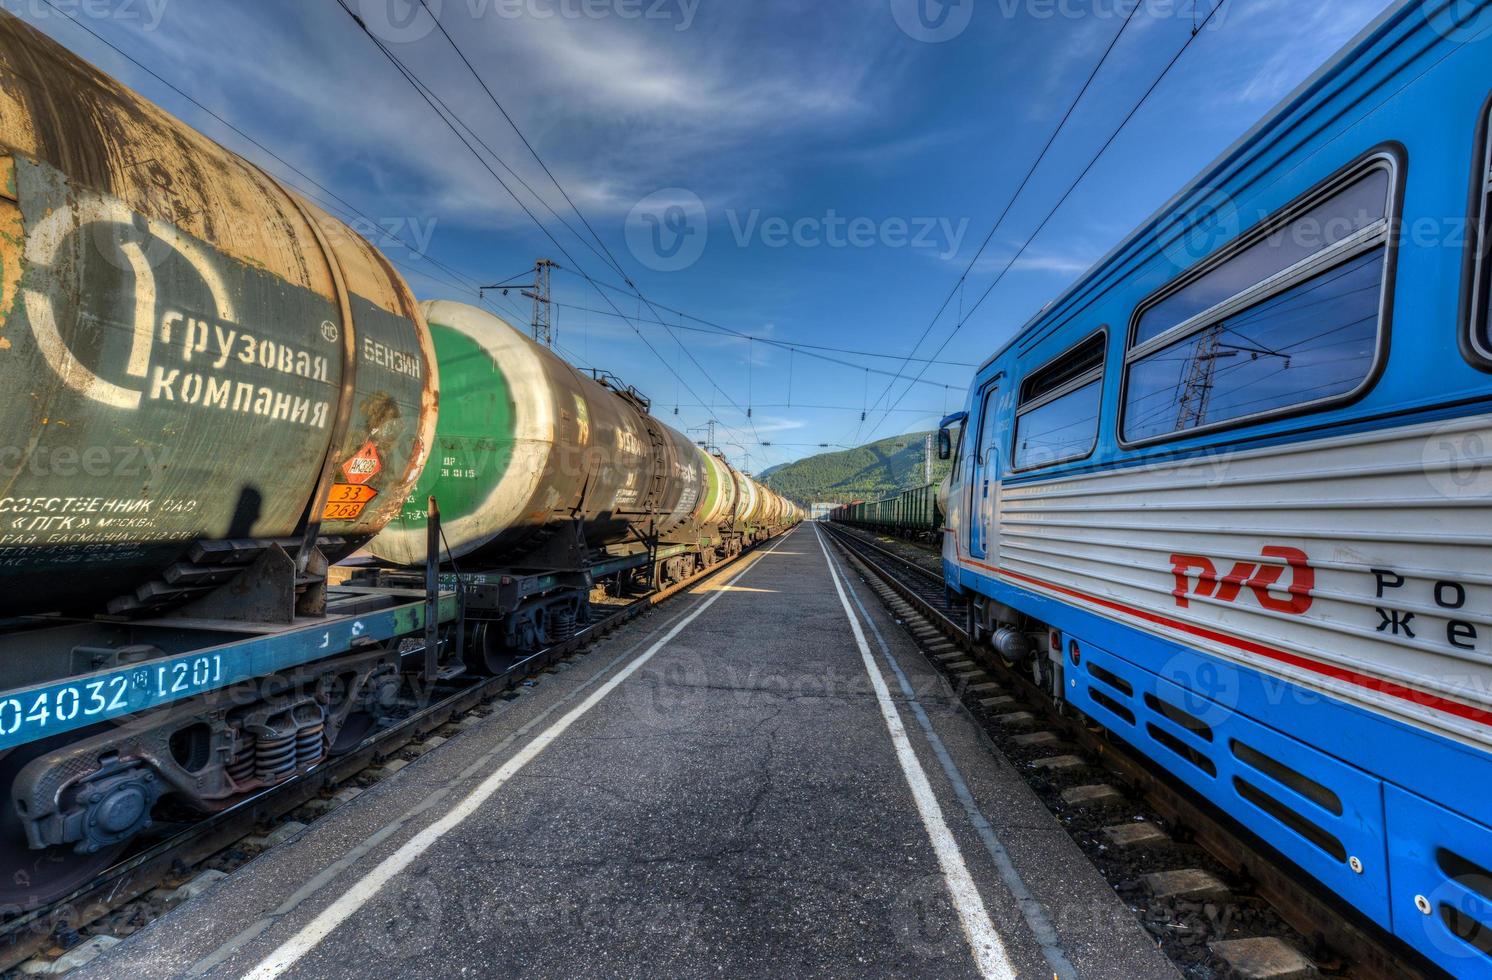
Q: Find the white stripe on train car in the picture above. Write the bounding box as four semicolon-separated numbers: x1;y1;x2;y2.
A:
956;415;1492;748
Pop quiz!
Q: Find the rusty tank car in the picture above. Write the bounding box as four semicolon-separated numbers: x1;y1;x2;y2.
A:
368;302;799;665
0;13;445;908
0;14;437;618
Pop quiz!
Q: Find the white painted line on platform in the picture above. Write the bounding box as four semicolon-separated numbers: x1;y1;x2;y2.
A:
241;529;795;980
812;525;1016;980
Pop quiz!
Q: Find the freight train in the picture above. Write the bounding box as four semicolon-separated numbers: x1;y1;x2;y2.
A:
363;299;800;674
922;4;1492;974
0;13;798;908
828;484;943;546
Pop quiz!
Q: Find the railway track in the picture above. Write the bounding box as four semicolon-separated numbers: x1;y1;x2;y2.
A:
0;537;784;976
820;522;1440;980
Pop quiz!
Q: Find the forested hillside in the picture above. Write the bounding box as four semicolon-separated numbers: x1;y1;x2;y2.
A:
760;432;950;503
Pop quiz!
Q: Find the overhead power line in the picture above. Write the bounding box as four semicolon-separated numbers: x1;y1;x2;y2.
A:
551;299;975;373
339;0;782;466
665;402;946;415
33;0;557;337
413;0;634;288
332;0;751;447
860;0;1146;440
865;0;1228;442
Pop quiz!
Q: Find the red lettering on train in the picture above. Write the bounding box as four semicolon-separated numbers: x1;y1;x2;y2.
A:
1169;546;1315;616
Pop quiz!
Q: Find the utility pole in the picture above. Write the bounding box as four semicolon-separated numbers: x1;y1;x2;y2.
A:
690;420;719;455
1175;325;1291;431
924;432;934;484
521;259;559;347
1176;324;1227;431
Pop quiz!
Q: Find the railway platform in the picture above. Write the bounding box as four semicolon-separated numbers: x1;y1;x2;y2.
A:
80;525;1175;979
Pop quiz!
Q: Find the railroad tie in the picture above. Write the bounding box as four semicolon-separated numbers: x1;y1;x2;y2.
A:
1030;755;1086;772
1142;869;1231;903
1060;784;1125;807
1208;938;1318;980
242;821;308;850
1101;822;1170;848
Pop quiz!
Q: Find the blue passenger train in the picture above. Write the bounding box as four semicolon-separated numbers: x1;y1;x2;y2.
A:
935;2;1492;973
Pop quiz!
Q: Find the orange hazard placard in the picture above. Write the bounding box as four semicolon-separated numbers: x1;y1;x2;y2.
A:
322;483;379;522
341;443;383;485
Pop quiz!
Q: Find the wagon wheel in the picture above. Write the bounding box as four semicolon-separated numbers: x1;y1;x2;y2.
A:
0;739;130;911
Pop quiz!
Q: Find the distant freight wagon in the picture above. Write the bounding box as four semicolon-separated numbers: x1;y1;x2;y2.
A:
829;483;943;546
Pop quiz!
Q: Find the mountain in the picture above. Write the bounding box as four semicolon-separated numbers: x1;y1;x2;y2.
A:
758;432;950;504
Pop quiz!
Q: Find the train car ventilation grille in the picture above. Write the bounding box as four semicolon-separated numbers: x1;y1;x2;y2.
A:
1438;847;1492;954
1146;724;1216;776
1089;689;1135;726
1439;849;1492;904
1441;906;1492;958
1230;739;1342;815
1432;847;1492;954
1233;777;1347;862
1086;662;1133;698
1144;693;1214;741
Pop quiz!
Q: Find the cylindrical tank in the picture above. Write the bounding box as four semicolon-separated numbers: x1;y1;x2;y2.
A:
695;450;738;530
371;301;711;566
0;15;436;614
757;489;777;528
731;470;761;527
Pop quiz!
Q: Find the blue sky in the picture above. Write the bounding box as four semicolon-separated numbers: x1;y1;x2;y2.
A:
24;0;1395;477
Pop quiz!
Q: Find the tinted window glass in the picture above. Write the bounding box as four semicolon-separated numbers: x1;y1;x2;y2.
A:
1136;169;1390;347
1123;248;1383;441
977;390;1000;465
1015;379;1101;467
1021;334;1104;403
1473;108;1492;360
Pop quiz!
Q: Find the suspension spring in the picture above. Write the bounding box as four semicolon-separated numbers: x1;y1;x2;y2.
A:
296;722;326;769
226;752;255;785
255;732;298;783
552;609;578;643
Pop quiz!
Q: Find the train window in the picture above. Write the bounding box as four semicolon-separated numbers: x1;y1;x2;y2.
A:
1135;167;1390;347
1014;332;1104;468
1123;156;1396;443
976;388;1001;465
1469;102;1492;364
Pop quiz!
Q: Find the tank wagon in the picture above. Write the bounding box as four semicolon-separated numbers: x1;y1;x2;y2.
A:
830;484;942;545
938;4;1492;973
0;14;465;908
367;302;799;671
0;17;800;908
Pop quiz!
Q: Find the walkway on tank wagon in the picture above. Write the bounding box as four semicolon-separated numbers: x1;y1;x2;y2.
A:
81;525;1176;980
